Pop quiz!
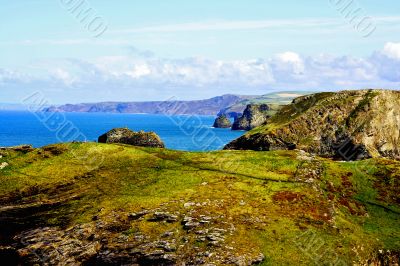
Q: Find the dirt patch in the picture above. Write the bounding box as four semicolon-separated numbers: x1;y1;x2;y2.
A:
273;191;305;202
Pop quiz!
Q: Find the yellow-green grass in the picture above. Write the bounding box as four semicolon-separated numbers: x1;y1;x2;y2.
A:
0;142;399;264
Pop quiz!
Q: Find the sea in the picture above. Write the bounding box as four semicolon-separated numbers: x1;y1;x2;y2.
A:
0;111;244;151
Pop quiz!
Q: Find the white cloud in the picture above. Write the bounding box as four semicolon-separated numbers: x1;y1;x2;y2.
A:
112;16;400;34
381;42;400;60
1;43;400;102
113;19;337;34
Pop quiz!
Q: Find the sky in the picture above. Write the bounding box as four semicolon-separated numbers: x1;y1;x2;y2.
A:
1;0;400;104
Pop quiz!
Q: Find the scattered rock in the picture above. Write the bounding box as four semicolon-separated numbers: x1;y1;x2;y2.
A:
199;215;212;224
161;231;174;238
128;210;150;220
137;251;176;266
184;202;195;208
157;241;177;252
148;212;178;223
182;216;200;230
0;145;34;154
42;144;68;156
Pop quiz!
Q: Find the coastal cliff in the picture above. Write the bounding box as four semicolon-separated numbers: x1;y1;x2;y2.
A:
225;89;400;161
231;104;271;131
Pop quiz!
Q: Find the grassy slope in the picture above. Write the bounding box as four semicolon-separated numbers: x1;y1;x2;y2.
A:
223;91;311;115
0;143;399;264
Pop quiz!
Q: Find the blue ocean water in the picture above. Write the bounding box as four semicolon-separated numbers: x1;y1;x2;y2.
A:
0;111;243;151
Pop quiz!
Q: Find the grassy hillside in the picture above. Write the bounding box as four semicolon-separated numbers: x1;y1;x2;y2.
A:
226;90;400;161
221;91;310;115
0;143;399;265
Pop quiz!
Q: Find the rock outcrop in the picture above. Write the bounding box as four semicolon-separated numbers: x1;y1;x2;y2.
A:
98;128;165;148
0;145;34;154
231;104;270;131
213;115;232;128
225;89;400;161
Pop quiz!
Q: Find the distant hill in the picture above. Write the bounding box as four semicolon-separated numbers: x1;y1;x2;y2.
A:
0;103;31;111
43;92;309;116
219;91;309;115
43;94;248;115
218;91;309;118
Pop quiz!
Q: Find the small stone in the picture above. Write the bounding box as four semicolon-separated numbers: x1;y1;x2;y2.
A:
199;216;212;224
184;221;200;230
162;231;174;238
157;241;176;252
184;202;195;208
148;212;178;223
204;251;213;257
128;210;149;220
0;162;9;169
251;253;265;264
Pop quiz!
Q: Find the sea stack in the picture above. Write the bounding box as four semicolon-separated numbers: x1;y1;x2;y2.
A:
231;104;270;131
213;114;232;128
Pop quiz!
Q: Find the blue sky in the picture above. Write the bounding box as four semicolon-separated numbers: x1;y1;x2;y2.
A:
1;0;400;103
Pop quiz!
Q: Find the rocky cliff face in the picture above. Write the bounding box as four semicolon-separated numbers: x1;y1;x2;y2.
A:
231;104;270;131
225;89;400;161
213;115;232;128
98;128;165;148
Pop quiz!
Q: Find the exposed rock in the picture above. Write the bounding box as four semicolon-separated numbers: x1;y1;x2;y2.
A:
369;250;400;265
98;128;165;148
148;212;178;223
137;251;176;266
15;226;100;265
0;145;34;154
213;114;232;128
226;90;400;161
232;104;270;131
42;144;68;156
0;162;9;170
128;210;150;220
183;202;196;208
182;216;200;230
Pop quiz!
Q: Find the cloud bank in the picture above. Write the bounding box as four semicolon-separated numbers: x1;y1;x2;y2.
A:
1;43;399;103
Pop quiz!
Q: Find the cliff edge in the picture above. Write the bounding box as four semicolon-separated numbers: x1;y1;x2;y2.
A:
225;89;400;161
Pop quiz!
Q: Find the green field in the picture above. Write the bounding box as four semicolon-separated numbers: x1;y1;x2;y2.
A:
0;143;399;264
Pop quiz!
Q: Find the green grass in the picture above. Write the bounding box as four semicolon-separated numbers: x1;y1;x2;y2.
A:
0;142;399;264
